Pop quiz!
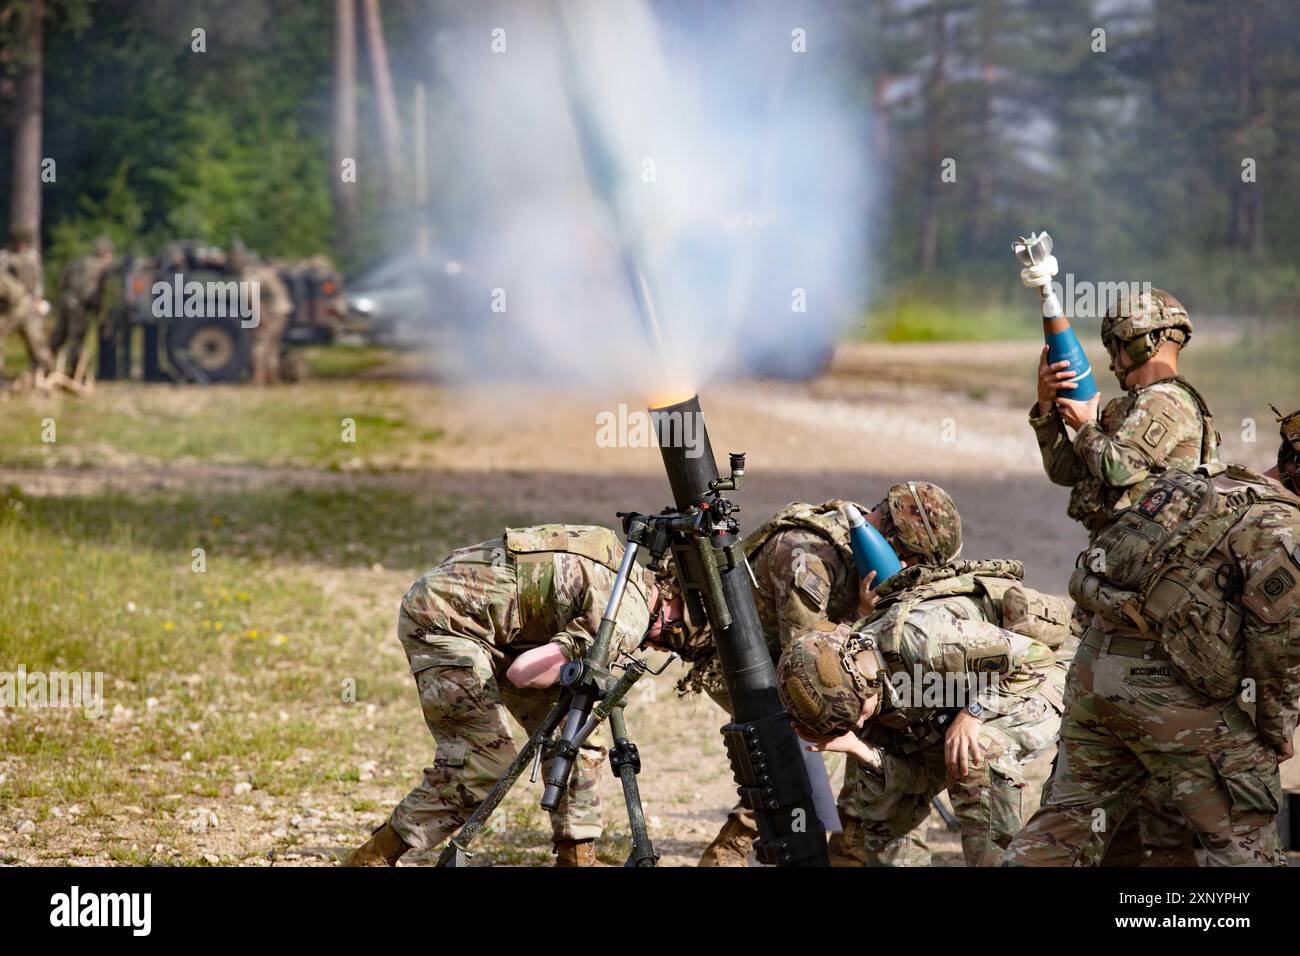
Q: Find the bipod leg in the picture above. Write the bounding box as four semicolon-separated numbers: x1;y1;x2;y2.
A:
609;706;656;867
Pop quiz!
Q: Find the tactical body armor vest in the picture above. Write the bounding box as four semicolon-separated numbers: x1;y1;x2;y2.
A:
851;560;1072;746
743;499;855;557
865;559;1072;670
742;499;862;624
1069;464;1298;699
1164;376;1219;468
1070;377;1219;531
504;525;628;637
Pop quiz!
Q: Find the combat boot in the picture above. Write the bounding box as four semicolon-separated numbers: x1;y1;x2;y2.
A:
828;818;868;867
697;815;757;867
554;838;600;867
342;820;410;867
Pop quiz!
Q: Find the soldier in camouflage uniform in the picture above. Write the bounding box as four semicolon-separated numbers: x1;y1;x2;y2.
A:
344;524;686;867
49;237;115;373
1004;407;1300;867
691;482;964;866
231;241;292;385
776;558;1071;866
1030;288;1216;865
0;226;55;377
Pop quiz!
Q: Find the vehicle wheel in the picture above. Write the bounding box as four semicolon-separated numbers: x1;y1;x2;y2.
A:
166;316;250;383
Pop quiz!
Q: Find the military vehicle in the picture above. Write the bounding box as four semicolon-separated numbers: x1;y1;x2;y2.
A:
98;241;349;383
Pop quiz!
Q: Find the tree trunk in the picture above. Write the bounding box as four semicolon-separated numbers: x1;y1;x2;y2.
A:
963;0;997;254
917;2;948;272
10;0;44;241
360;0;404;190
333;0;359;257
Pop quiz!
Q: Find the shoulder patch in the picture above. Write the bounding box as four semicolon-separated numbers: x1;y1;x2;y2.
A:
1136;484;1174;518
794;566;831;608
1261;566;1296;599
1142;419;1168;448
1243;545;1300;623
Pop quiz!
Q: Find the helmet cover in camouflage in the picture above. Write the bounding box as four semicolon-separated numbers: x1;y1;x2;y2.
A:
1271;404;1300;494
93;236;115;258
1101;288;1192;359
884;481;962;565
777;626;881;737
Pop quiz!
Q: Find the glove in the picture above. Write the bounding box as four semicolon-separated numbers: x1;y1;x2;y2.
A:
1019;255;1058;289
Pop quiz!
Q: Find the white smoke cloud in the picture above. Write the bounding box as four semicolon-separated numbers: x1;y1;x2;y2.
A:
419;0;874;394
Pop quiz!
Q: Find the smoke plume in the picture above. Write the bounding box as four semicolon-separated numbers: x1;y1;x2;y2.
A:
418;0;873;394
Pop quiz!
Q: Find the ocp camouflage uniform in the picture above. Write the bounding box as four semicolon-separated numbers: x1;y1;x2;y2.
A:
50;249;115;371
687;494;967;863
241;261;292;384
1031;376;1217;535
680;501;866;854
387;525;651;854
801;560;1070;866
1005;464;1300;866
0;246;54;374
1029;291;1217;862
683;501;863;693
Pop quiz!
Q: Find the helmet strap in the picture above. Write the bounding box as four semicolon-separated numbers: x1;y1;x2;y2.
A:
906;480;941;560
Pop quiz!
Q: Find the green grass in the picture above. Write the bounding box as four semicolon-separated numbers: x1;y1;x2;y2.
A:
0;481;525;810
300;344;395;379
861;287;1038;342
0;379;446;469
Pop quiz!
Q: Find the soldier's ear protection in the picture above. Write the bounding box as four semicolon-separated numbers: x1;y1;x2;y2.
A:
1122;331;1159;365
1270;404;1300;493
1105;330;1158;366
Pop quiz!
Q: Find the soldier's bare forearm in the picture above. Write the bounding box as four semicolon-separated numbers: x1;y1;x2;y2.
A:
506;643;568;688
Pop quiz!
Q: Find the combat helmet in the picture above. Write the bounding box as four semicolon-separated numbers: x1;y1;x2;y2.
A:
776;627;883;738
1101;288;1192;370
1270;404;1300;495
880;481;962;566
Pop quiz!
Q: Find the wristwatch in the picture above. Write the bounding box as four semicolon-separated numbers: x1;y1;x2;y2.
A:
965;701;986;720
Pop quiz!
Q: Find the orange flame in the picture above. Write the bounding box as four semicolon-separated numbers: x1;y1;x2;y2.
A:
647;386;698;410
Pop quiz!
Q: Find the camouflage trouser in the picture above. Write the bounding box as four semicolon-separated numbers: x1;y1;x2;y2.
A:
0;302;54;374
706;683;856;846
389;614;605;852
1004;633;1285;867
251;312;287;384
49;299;92;370
842;696;1060;866
1064;609;1198;865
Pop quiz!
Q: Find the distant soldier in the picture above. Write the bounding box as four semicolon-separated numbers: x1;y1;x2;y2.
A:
50;237;116;373
295;253;347;334
344;524;688;867
230;241;292;384
777;557;1071;867
1030;287;1216;865
0;226;54;376
688;483;964;867
1005;406;1300;867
